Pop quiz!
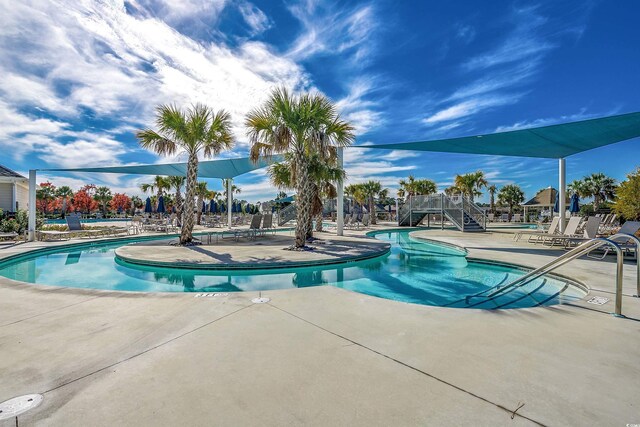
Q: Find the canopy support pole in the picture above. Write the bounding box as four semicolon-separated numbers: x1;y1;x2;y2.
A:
559;158;566;233
28;170;36;241
227;179;233;229
336;148;344;236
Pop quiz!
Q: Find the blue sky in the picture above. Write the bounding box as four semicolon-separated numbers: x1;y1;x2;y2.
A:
0;0;638;203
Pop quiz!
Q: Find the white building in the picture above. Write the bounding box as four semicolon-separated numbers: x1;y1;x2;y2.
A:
0;165;29;213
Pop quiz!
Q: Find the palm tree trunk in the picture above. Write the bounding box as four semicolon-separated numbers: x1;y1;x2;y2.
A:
315;212;323;232
294;152;311;248
180;154;198;244
175;189;183;226
370;196;377;225
196;195;203;225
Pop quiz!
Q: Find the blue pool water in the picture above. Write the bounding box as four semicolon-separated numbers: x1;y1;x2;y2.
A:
0;230;584;309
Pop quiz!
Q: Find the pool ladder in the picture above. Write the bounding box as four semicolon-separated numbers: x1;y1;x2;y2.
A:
465;233;640;317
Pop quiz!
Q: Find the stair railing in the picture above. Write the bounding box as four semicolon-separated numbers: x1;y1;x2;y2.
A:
465;237;626;316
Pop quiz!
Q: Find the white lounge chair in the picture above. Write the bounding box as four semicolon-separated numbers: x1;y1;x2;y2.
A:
514;216;560;242
541;216;583;246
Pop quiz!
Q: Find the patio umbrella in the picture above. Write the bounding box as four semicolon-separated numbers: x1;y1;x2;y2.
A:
271;205;276;213
553;192;559;213
569;193;580;214
231;201;238;214
219;202;226;213
210;199;217;213
201;200;207;213
157;196;166;214
144;197;152;213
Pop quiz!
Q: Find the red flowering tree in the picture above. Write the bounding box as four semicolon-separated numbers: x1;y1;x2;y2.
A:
71;189;98;213
36;182;57;214
109;193;131;213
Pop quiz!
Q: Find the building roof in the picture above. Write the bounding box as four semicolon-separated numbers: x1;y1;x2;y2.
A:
0;165;27;179
41;155;283;179
522;188;567;207
361;112;640;159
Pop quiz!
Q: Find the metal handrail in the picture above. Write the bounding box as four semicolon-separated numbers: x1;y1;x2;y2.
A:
608;233;640;297
277;203;297;226
466;237;626;316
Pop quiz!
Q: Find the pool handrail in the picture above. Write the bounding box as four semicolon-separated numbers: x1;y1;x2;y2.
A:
607;233;640;297
466;237;626;316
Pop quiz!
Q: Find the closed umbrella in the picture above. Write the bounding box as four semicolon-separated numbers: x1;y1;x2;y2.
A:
202;200;207;213
210;199;217;213
157;196;166;214
553;192;559;213
232;201;238;214
220;202;226;213
569;193;580;214
144;197;152;213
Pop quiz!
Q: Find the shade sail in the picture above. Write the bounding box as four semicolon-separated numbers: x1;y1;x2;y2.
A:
363;112;640;159
41;155;283;179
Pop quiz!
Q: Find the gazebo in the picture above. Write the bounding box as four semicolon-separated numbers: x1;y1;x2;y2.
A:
521;187;568;220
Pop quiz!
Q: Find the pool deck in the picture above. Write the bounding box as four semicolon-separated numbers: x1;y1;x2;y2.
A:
114;233;390;269
0;224;639;426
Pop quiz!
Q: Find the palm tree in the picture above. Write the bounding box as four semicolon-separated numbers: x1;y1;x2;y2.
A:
55;186;74;214
246;87;354;248
497;184;525;221
221;179;241;197
140;176;171;210
94;186;113;215
360;180;383;225
488;184;497;214
166;176;186;222
137;104;234;244
398;175;437;199
567;179;587;197
195;181;211;225
583;173;617;209
454;171;487;201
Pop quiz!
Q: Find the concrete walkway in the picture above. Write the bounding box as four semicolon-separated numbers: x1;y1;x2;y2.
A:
0;225;639;426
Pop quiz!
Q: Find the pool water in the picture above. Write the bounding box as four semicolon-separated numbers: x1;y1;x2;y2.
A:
0;230;584;309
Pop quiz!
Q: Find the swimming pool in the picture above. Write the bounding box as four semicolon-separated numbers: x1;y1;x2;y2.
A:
0;230;584;309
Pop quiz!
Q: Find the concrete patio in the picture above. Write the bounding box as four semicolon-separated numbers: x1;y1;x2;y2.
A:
0;225;638;426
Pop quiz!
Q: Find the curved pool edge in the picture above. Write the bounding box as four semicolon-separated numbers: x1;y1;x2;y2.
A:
407;230;590;296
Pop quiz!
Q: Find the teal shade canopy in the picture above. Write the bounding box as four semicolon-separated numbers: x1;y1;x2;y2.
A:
363;112;640;159
41;155;283;179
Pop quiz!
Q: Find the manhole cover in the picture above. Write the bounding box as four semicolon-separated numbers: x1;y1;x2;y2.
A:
0;394;43;420
587;296;609;305
251;297;270;304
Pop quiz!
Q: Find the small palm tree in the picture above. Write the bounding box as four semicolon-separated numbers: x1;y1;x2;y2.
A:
140;176;171;211
137;104;234;244
360;180;383;225
454;171;487;201
246;87;354;248
583;173;617;209
497;184;525;221
195;181;210;225
488;184;497;214
94;186;113;215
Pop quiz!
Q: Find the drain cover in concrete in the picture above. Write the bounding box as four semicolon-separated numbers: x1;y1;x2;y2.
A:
587;296;609;305
251;297;271;304
0;394;43;420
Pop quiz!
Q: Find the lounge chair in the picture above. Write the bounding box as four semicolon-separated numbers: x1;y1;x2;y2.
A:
238;214;262;240
514;216;560;242
487;213;495;222
359;213;370;229
0;232;19;242
563;216;602;248
512;214;521;222
260;214;276;235
540;216;583;246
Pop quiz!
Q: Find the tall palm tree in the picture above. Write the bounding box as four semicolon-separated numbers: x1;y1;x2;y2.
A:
583;173;617;209
398;175;437;199
195;181;211;225
166;176;186;220
454;171;487;201
137;104;234;244
488;184;497;214
246;87;354;248
361;180;383;225
221;179;241;197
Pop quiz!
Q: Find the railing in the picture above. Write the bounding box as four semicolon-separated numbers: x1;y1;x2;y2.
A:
277;203;297;226
397;194;486;231
465;237;626;316
608;233;640;297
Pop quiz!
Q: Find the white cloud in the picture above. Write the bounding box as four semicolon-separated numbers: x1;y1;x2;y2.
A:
238;2;271;35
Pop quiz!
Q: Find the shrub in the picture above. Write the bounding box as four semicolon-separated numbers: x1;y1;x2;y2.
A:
614;167;640;220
